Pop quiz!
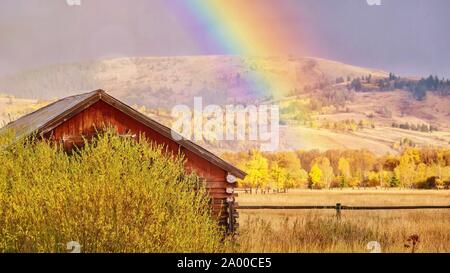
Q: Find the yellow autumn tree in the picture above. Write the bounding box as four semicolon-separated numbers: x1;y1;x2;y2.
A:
395;148;420;188
270;162;288;192
309;163;324;189
338;157;351;188
242;150;269;192
270;151;308;189
311;157;334;188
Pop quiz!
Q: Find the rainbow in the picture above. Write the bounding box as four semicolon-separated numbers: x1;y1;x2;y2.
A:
169;0;305;100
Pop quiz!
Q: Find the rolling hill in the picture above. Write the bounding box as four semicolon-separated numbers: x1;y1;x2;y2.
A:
0;55;387;105
1;55;449;155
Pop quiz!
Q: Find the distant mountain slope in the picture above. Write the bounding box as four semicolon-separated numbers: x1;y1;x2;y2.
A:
2;55;450;154
0;94;49;127
0;55;387;107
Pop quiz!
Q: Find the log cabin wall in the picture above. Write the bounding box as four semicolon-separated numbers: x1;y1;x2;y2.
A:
45;100;238;229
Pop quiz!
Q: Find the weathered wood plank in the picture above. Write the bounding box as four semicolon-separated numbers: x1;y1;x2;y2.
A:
204;182;231;189
209;193;237;199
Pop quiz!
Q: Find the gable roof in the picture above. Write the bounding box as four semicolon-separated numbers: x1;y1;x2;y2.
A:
1;89;246;179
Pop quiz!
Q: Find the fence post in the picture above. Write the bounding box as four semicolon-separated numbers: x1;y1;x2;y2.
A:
336;203;342;220
228;200;234;234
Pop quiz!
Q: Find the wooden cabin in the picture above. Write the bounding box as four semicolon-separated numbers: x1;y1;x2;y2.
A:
1;89;245;232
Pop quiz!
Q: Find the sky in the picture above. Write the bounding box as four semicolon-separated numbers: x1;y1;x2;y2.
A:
0;0;449;77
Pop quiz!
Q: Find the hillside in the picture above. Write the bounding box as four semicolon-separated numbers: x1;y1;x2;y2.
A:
1;55;449;155
0;94;50;127
0;56;387;105
278;125;450;155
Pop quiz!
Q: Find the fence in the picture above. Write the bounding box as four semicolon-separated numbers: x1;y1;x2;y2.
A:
238;203;450;219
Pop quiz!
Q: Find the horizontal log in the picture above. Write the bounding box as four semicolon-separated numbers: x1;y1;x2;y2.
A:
211;204;227;209
204;182;228;189
212;213;229;219
210;198;239;206
209;193;238;199
207;188;226;194
212;213;228;219
208;189;240;196
211;206;228;213
211;205;229;210
204;183;237;190
211;208;227;214
210;199;226;205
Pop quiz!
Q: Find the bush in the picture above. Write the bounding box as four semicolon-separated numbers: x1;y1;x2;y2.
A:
445;180;450;189
415;176;442;189
0;131;224;253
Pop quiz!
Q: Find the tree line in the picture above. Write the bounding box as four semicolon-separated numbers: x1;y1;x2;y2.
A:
222;148;450;192
346;73;450;101
392;122;439;132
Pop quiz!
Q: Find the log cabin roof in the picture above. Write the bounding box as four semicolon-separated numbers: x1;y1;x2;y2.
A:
1;89;246;179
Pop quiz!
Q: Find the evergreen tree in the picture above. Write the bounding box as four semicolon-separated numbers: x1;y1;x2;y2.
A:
390;174;400;187
413;84;427;100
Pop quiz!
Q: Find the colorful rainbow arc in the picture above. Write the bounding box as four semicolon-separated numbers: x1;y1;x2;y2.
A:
172;0;304;100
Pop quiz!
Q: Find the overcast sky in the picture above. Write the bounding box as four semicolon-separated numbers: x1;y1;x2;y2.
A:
0;0;449;77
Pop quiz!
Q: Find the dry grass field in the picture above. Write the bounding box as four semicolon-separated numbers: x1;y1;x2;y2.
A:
236;190;450;253
0;94;50;127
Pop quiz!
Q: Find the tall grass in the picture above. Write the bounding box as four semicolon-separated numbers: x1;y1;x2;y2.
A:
239;215;378;253
238;212;450;252
237;190;450;253
0;131;225;253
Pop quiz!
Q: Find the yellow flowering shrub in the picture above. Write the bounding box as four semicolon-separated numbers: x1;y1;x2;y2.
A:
0;131;224;253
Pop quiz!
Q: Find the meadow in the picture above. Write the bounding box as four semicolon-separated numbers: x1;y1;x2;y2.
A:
236;190;450;253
